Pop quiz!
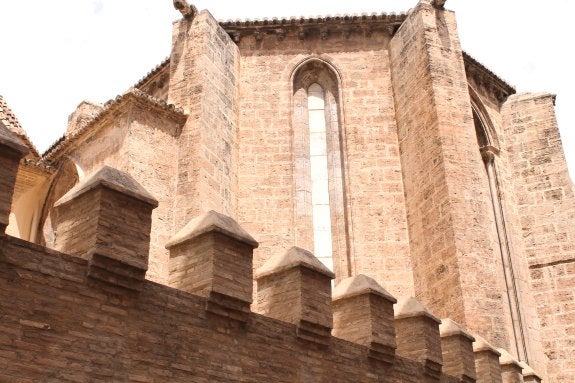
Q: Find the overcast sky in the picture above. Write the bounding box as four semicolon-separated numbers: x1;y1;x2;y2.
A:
1;0;573;180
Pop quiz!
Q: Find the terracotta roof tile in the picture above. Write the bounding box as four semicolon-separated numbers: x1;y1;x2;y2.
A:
134;57;170;90
42;88;187;163
0;95;40;157
219;11;408;28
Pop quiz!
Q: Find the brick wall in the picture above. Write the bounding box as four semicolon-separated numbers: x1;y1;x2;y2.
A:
0;234;463;383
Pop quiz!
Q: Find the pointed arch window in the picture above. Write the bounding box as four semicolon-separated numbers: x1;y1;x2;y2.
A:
292;60;350;281
307;83;334;269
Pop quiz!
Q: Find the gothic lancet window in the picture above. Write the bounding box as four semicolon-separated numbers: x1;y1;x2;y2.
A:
473;103;529;364
292;59;350;281
308;83;333;270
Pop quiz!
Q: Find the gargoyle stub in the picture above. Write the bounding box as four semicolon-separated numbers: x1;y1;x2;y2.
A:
173;0;198;19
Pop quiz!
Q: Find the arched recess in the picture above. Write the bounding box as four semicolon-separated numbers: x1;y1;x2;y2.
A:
470;89;529;363
291;58;351;281
37;158;81;247
469;86;500;150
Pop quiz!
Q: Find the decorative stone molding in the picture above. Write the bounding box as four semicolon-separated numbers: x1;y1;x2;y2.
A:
220;12;407;44
464;52;516;103
480;145;501;164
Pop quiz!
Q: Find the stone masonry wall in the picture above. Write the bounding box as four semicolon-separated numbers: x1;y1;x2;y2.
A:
467;80;547;376
63;101;182;284
502;92;575;382
465;78;547;375
235;22;413;297
389;0;512;352
168;11;241;229
0;234;461;383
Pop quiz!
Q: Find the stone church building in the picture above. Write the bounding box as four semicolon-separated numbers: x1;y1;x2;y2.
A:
1;0;573;381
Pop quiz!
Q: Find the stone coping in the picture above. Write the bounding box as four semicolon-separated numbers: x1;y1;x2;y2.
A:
256;246;335;279
498;348;523;369
472;334;501;356
332;274;396;303
43;88;187;163
166;210;258;249
394;296;441;323
54;166;158;208
439;318;475;341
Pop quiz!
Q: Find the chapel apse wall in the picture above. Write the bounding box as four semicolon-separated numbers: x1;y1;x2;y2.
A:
234;25;414;298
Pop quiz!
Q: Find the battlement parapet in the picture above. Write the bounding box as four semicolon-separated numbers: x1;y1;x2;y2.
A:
166;210;258;322
498;348;524;383
332;274;397;363
255;246;334;344
52;165;158;290
440;318;477;383
395;296;443;380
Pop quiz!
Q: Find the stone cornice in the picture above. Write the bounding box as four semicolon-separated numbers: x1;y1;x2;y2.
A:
463;51;516;103
220;13;408;43
42;88;187;164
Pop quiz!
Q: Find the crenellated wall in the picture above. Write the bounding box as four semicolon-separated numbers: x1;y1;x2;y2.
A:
2;1;573;381
0;165;541;383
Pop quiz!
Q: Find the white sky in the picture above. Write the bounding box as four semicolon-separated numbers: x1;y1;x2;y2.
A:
0;0;573;180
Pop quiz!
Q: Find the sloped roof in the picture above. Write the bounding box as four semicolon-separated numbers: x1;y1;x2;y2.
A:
134;57;170;90
0;95;40;157
42;88;187;163
219;11;408;29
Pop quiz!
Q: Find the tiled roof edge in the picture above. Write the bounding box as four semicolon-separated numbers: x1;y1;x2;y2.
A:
463;51;516;99
133;57;170;90
219;11;408;28
42;88;187;163
0;95;40;158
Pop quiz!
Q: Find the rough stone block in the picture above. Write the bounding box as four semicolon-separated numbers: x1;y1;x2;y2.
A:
0;121;29;233
332;274;397;363
256;246;334;344
166;210;258;322
473;335;503;383
518;362;541;383
395;296;443;380
53;166;158;289
439;318;477;383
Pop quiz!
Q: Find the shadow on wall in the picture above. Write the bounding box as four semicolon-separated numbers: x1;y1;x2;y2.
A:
38;159;80;247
